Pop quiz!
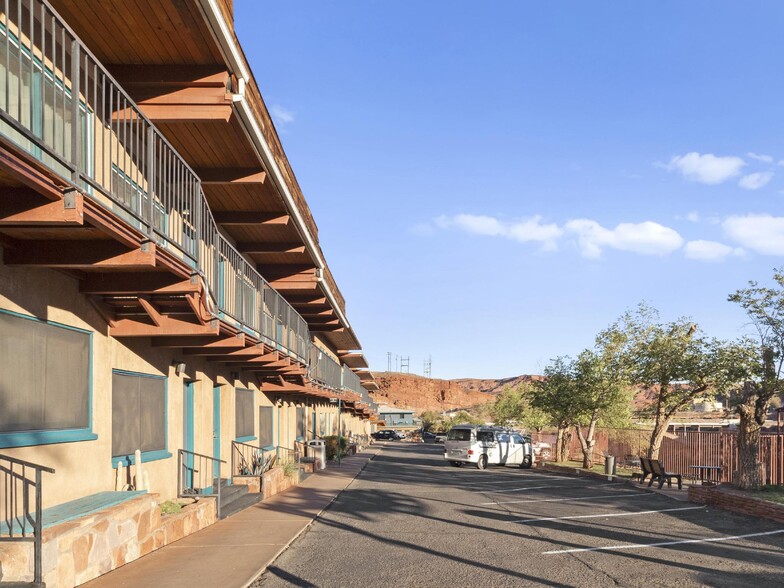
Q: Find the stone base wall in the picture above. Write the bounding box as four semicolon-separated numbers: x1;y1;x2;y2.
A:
688;485;784;522
262;467;300;499
232;476;262;494
0;494;216;587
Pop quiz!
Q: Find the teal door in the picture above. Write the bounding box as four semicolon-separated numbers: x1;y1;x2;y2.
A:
184;382;195;487
213;386;221;478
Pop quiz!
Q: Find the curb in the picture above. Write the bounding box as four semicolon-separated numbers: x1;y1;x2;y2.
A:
241;449;381;588
539;462;686;499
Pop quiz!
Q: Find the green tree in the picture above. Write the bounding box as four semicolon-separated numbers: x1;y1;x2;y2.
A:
613;304;726;459
728;269;784;489
419;411;441;432
491;385;525;427
571;339;629;468
531;357;581;463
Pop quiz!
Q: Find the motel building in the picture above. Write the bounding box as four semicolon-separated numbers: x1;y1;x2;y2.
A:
0;1;381;585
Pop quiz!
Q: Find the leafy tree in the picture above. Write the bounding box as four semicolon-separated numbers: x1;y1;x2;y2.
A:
419;411;441;432
531;357;581;462
612;304;727;459
491;385;524;427
571;338;629;468
728;270;784;489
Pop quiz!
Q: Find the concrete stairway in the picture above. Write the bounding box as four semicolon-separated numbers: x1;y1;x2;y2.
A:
215;479;262;519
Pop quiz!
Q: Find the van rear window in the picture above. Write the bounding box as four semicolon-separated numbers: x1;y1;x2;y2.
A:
447;429;471;441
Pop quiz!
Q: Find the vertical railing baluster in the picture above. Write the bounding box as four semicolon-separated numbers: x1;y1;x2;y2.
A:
146;127;154;238
70;40;79;182
34;468;42;584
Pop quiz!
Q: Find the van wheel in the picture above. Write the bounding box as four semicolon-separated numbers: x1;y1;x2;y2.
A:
450;460;462;467
476;455;488;470
520;455;533;469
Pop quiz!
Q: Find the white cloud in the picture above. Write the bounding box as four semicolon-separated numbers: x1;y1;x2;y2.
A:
434;214;562;250
748;152;774;164
564;219;684;259
686;211;700;223
738;171;774;190
684;240;743;262
663;152;745;185
723;214;784;255
270;104;295;124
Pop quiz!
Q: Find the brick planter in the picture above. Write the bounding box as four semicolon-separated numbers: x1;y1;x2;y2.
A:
688;485;784;523
262;466;300;499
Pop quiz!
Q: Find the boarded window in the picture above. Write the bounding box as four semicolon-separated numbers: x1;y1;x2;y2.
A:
235;389;254;439
112;372;165;457
0;312;89;433
259;406;273;447
296;407;305;439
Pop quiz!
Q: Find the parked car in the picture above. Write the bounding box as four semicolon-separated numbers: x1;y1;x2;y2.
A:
422;431;437;442
372;430;399;441
434;432;448;444
394;431;407;440
533;442;552;460
443;425;533;469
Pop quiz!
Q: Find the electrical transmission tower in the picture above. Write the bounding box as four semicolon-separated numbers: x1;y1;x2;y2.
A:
387;351;392;372
400;356;410;374
424;356;432;378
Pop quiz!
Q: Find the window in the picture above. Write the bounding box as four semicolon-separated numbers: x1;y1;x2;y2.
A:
259;406;274;448
0;311;95;447
446;429;471;442
235;388;254;440
497;433;510;443
111;371;167;465
512;434;524;444
296;406;305;440
477;431;495;443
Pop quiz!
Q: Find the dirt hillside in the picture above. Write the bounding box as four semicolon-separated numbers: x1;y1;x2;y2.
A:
371;372;542;414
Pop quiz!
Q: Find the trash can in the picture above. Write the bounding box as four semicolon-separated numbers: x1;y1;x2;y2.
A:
604;455;616;476
307;440;327;470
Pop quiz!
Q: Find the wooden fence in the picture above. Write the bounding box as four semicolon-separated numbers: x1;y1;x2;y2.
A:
565;428;784;485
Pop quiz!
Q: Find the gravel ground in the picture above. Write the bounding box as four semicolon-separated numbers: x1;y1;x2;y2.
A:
255;443;784;587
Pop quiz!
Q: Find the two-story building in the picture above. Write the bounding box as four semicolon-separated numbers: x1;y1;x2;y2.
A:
0;1;378;585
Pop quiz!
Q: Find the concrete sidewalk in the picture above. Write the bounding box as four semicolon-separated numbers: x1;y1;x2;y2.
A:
83;450;379;588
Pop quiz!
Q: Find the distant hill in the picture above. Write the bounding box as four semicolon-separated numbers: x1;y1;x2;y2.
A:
370;372;543;414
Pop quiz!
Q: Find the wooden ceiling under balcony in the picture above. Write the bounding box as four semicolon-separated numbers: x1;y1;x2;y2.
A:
48;0;362;352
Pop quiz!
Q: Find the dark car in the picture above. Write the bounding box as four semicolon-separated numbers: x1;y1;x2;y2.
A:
372;430;399;441
422;431;437;441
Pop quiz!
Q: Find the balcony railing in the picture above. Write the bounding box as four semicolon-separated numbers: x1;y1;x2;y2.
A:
341;365;363;395
309;346;343;390
0;0;310;362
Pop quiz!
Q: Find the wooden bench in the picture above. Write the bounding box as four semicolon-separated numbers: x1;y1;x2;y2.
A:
638;457;654;485
648;459;683;490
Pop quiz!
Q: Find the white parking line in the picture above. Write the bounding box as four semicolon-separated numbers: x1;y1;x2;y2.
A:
504;506;704;524
475;483;609;494
543;529;784;555
481;492;649;506
455;478;586;489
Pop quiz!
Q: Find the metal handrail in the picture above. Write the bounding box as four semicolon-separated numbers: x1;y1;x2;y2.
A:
231;440;267;477
0;453;55;584
177;449;226;519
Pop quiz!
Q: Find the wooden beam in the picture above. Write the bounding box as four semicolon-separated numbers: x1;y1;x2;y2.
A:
237;242;306;254
269;281;320;292
4;240;155;269
304;318;340;326
212;211;290;226
182;347;276;360
80;273;199;295
310;325;345;333
110;317;220;337
300;309;336;319
0;189;83;226
116;103;233;123
195;168;267;185
152;334;245;348
287;295;327;305
108;65;230;88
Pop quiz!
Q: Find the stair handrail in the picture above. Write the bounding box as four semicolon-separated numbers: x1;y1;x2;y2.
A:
0;453;55;584
177;449;226;519
231;440;267;477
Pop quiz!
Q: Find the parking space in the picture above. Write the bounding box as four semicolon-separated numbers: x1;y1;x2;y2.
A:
261;443;784;587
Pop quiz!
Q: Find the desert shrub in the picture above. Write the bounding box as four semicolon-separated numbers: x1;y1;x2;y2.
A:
324;435;347;460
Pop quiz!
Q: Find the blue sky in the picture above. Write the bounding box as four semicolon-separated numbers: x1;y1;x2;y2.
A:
236;1;784;379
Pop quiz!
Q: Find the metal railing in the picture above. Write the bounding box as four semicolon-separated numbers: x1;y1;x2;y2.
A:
231;439;268;477
0;0;310;363
309;347;343;389
0;453;55;585
275;446;300;466
341;365;363;395
177;449;226;519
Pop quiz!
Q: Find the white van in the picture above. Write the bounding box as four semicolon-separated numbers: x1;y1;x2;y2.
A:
444;425;533;470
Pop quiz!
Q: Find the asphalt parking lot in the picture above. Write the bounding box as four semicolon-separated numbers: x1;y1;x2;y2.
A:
258;443;784;587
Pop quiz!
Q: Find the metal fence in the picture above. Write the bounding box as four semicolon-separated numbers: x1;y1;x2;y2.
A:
0;0;309;363
341;365;363;395
567;428;784;485
309;347;343;390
